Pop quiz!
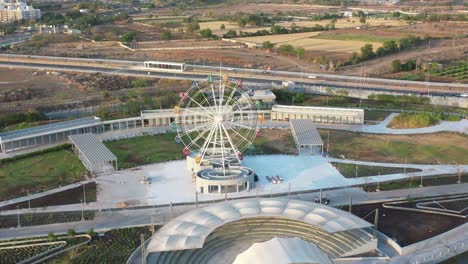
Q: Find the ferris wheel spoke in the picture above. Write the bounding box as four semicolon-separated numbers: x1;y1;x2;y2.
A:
223;87;238;108
187;94;216;116
209;82;218;110
182;107;214;120
225;124;254;148
185;123;214;149
178;122;212;138
220;123;241;164
228;121;256;131
218;123;226;176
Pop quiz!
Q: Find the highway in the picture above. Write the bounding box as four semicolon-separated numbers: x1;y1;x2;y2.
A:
0;54;467;96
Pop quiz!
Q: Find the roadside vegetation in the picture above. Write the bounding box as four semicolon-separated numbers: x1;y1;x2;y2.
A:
0;234;90;264
273;89;467;115
48;227;153;264
320;130;468;165
331;162;421;178
0;145;86;201
388;112;461;129
364;173;468;192
0;211;94;229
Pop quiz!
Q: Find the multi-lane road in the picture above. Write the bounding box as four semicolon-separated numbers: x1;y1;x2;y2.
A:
0;54;467;96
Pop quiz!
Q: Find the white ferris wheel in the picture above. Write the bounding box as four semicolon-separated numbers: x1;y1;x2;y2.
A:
173;77;263;174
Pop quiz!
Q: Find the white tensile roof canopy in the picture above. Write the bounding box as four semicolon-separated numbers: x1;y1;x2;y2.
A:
233;237;333;264
146;198;373;253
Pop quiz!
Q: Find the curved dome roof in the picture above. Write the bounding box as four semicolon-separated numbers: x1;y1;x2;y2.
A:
146;198;372;253
233;237;333;264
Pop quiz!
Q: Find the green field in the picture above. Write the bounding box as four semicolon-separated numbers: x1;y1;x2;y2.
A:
321;130;468;164
105;133;185;169
0;146;86;201
331;162;420;178
314;34;395;43
105;130;297;169
49;227;153;264
364;110;392;122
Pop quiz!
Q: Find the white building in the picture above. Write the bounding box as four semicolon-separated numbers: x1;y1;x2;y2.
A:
0;0;41;24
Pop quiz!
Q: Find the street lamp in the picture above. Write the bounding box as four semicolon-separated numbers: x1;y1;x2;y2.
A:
16;206;21;228
80;199;84;221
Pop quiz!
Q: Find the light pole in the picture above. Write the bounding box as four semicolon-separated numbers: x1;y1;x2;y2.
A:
16;206;21;228
376;172;381;192
80;199;84;221
457;167;462;184
419;172;424;188
83;183;86;204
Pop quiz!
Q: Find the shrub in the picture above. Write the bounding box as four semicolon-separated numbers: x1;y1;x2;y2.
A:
120;31;137;42
67;229;76;237
48;232;57;241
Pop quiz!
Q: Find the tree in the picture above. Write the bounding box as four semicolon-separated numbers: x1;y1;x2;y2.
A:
261;41;275;50
359;44;375;60
293;93;304;104
161;30;171;40
199;28;213;38
391;59;402;73
223;29;237;38
220;24;225;30
120;31;137;42
296;47;305;59
359;17;366;24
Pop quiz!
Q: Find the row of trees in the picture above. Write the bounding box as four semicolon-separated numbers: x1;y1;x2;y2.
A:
390;59;417;73
349;35;424;65
222;23;334;39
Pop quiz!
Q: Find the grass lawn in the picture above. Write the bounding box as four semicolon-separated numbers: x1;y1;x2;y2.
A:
331;162;421;178
0;148;86;201
0;211;94;228
104;133;185;169
49;226;153;264
364;174;468;192
105;130;297;169
364;110;393;122
320;130;468;164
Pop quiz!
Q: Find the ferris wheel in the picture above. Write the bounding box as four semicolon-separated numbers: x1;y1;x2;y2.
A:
173;77;262;172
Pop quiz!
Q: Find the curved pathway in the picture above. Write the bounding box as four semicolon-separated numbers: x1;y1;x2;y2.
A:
317;113;468;135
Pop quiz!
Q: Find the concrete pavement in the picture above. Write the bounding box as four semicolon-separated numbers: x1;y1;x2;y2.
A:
2;183;467;241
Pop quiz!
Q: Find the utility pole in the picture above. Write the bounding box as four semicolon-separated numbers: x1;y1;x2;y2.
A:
457;167;461;184
319;189;323;204
355;164;359;179
404;157;407;174
170;202;174;220
141;234;146;264
349;196;352;213
288;182;291;200
373;208;379;239
16;206;21;228
83;183;86;204
80;200;84;221
326;130;330;154
376;172;381;192
419;172;424;188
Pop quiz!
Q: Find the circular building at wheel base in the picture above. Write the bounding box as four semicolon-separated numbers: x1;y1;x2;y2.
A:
144;198;385;264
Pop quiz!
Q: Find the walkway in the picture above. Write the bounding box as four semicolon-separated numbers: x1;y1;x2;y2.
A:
1;183;467;241
317;113;468;135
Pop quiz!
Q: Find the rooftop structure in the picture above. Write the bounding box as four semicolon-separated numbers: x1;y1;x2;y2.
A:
289;119;324;154
145;198;377;263
0;117;102;153
69;133;117;174
233;237;333;264
271;105;364;125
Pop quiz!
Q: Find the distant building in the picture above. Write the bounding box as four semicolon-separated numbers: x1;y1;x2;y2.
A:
0;0;41;24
